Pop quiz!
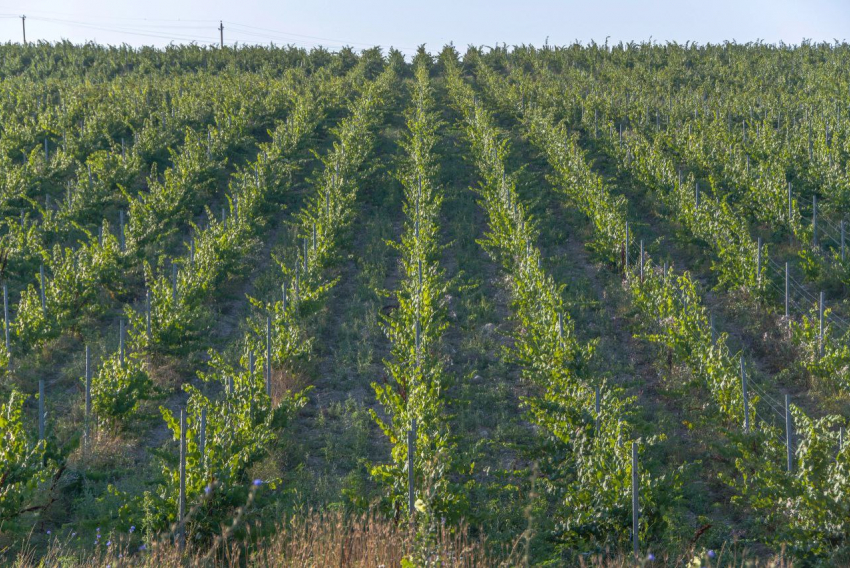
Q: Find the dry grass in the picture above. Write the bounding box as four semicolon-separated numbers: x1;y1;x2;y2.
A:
66;427;135;470
9;510;506;567
2;512;798;568
270;366;308;407
576;542;793;568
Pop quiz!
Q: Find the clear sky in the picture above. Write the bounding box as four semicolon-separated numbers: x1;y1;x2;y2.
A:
0;0;847;57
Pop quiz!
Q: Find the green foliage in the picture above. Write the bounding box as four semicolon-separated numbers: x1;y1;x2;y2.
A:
602;112;763;293
127;68;348;358
89;351;153;426
370;61;460;523
723;408;850;560
790;303;850;393
248;63;397;366
630;266;751;424
14;221;121;349
445;56;679;552
476;63;628;263
141;351;307;538
2;39;850;565
0;389;50;521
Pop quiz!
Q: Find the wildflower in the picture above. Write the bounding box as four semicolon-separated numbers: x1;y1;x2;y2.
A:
96;527;100;533
46;530;51;535
205;484;213;495
414;499;427;513
139;544;147;552
253;479;263;486
129;525;135;533
71;532;77;537
106;540;112;547
648;553;656;561
707;550;716;559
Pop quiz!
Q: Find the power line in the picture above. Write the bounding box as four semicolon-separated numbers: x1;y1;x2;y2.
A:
0;5;219;23
224;20;417;51
4;13;417;54
25;16;218;44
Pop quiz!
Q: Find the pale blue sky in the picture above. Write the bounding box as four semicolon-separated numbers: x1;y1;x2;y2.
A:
0;0;847;56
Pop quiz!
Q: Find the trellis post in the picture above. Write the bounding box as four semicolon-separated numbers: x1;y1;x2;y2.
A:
408;418;417;523
819;292;825;357
632;441;639;560
266;316;272;397
85;346;91;452
786;395;794;473
199;407;207;471
177;409;187;550
741;357;749;434
785;263;789;319
595;386;601;435
38;379;45;442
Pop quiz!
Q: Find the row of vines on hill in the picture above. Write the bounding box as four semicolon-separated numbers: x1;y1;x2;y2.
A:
475;52;850;558
137;62;399;536
444;54;678;551
370;58;459;525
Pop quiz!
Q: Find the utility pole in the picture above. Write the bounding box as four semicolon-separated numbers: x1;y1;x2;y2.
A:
21;15;26;45
219;21;224;48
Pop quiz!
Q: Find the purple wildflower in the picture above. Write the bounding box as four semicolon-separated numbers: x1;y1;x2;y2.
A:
647;553;656;561
253;479;263;486
707;550;716;559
